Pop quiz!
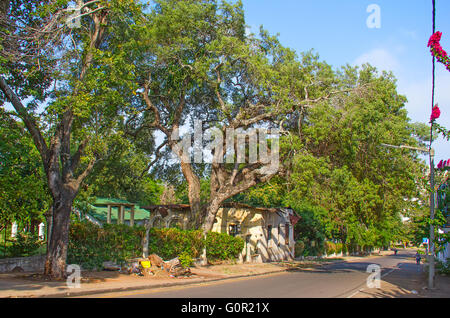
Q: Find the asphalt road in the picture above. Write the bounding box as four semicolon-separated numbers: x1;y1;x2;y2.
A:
90;249;420;298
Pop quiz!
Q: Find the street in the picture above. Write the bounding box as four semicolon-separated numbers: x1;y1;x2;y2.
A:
86;249;424;298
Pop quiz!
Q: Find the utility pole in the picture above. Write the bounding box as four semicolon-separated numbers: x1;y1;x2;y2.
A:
380;143;436;289
428;148;436;290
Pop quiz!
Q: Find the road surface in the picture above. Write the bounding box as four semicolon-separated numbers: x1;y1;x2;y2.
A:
84;249;422;298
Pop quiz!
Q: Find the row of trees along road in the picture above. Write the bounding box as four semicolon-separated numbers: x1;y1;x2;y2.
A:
0;0;430;278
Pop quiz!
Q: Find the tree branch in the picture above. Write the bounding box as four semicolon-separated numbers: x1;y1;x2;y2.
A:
0;76;49;163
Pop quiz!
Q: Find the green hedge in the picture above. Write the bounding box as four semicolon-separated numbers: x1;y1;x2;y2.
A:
1;232;45;258
205;232;245;261
68;223;145;270
324;241;336;256
68;222;244;270
147;227;205;261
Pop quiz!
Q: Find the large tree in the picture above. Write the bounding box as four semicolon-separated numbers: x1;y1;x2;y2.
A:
126;0;350;234
277;65;429;249
0;0;143;278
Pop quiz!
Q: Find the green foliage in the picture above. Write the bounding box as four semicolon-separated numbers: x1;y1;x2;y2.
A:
178;251;194;268
436;259;450;276
335;243;343;254
324;241;336;256
277;65;426;250
0;112;50;227
232;176;285;208
287;201;328;256
205;232;245;261
6;232;44;258
68;222;146;270
147;227;205;261
83;134;164;206
68;222;243;270
295;241;305;256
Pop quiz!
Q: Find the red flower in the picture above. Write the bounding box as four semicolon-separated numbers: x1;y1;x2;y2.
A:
430;104;441;122
428;31;450;71
428;31;442;47
437;159;450;170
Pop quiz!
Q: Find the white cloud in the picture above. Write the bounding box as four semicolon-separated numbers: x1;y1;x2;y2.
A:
397;68;450;161
354;48;450;161
353;48;401;74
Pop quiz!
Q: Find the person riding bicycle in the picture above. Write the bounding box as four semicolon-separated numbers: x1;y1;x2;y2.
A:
415;251;422;265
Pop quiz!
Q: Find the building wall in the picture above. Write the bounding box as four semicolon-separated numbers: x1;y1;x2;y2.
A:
148;209;190;229
438;228;450;262
146;205;296;263
213;207;295;263
0;255;46;273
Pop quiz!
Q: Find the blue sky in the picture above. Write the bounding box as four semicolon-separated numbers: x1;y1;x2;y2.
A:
242;0;450;163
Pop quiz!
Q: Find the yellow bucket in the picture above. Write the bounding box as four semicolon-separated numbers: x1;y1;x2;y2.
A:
140;261;151;268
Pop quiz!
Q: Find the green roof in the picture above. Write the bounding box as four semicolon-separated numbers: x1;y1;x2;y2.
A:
87;198;151;223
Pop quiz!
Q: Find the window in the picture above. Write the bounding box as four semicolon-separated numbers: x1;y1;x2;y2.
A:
267;225;272;241
229;224;240;237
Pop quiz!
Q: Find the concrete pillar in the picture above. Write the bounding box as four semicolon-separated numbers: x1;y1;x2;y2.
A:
130;206;135;227
246;242;252;263
117;207;122;224
143;220;150;258
120;205;125;224
107;205;112;224
11;222;18;238
38;223;45;240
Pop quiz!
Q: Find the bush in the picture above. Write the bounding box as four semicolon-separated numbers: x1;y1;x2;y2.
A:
147;227;205;260
205;232;244;261
68;222;145;270
335;243;343;255
295;241;305;256
178;251;194;268
324;241;336;256
67;222;244;270
7;232;44;258
437;259;450;276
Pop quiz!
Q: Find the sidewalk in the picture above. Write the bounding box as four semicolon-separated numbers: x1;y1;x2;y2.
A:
349;251;450;298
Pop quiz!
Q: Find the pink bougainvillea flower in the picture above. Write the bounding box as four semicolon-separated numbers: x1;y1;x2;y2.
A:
428;31;442;47
430;104;441;122
437;159;450;170
428;31;450;71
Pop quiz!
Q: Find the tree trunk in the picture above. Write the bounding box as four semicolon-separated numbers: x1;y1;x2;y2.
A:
202;198;222;235
44;194;73;279
180;162;202;229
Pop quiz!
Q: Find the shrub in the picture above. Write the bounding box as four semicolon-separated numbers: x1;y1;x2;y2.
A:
147;227;205;260
68;222;145;270
335;243;343;255
178;251;194;268
437;259;450;276
205;232;244;261
324;241;336;256
7;232;44;258
67;222;244;270
295;241;305;256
